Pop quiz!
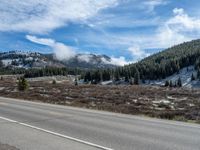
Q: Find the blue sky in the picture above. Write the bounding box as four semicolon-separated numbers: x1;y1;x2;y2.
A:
0;0;200;65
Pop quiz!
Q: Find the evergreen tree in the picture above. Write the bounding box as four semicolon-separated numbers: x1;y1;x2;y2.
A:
169;80;173;87
91;70;101;84
0;60;3;68
191;73;195;81
197;68;200;79
114;69;120;81
165;80;169;87
177;77;182;87
141;76;146;84
134;69;140;85
102;70;110;81
74;78;78;86
84;71;91;82
124;69;129;82
18;77;29;91
126;39;200;81
174;81;177;87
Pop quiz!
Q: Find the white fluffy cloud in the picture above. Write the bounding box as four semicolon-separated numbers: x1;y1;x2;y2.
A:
156;8;200;47
77;54;92;63
109;56;133;66
112;7;200;64
2;1;200;65
0;0;117;33
169;8;200;31
71;7;200;65
142;0;168;13
26;35;76;60
26;35;132;65
128;45;150;59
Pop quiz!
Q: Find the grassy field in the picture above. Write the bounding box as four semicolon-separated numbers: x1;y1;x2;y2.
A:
0;75;200;123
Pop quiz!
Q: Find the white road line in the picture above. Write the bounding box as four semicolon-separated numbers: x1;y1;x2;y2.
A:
0;116;113;150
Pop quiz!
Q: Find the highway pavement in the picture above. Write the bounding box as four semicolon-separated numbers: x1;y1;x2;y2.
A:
0;97;200;150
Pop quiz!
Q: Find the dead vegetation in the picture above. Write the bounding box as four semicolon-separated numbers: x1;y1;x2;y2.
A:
0;76;200;123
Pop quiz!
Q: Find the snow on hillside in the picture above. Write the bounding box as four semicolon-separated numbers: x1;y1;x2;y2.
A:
0;51;116;69
2;59;13;66
146;66;200;88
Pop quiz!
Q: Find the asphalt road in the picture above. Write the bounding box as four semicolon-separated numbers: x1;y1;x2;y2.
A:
0;118;100;150
0;97;200;150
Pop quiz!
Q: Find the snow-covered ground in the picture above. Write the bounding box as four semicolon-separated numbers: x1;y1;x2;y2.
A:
146;66;200;88
2;58;27;67
2;59;13;66
101;80;113;85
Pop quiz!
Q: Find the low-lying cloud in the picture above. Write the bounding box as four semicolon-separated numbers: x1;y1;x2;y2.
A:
26;35;76;60
26;35;129;66
109;56;133;66
77;54;92;63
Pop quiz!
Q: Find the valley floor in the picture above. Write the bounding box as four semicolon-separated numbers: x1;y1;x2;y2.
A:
0;75;200;123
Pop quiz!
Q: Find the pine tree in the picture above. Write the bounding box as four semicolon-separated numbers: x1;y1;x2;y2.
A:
18;77;29;91
174;81;177;87
141;76;146;84
74;78;78;86
165;80;169;87
91;70;101;84
102;70;111;81
197;68;200;79
191;73;195;81
114;69;120;81
169;80;173;87
134;69;140;85
84;72;91;82
0;60;3;68
124;69;129;82
96;70;102;83
177;77;182;87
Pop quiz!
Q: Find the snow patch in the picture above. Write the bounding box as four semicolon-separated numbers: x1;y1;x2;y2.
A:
2;59;13;66
146;66;200;88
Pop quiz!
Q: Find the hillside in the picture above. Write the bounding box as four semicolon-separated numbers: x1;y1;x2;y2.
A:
82;39;200;86
0;51;116;69
125;39;200;81
146;66;200;88
2;39;200;87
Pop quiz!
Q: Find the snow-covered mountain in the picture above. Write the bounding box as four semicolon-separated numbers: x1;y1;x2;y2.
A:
0;51;117;69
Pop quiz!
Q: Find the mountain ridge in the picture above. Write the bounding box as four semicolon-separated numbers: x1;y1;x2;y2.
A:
126;39;200;80
0;51;117;69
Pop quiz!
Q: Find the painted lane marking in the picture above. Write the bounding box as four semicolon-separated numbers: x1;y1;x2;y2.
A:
0;116;113;150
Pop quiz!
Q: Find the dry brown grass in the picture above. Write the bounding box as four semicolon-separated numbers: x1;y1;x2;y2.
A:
0;76;200;123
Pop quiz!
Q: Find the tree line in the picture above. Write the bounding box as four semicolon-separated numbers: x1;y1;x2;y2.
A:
1;39;200;86
82;39;200;85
